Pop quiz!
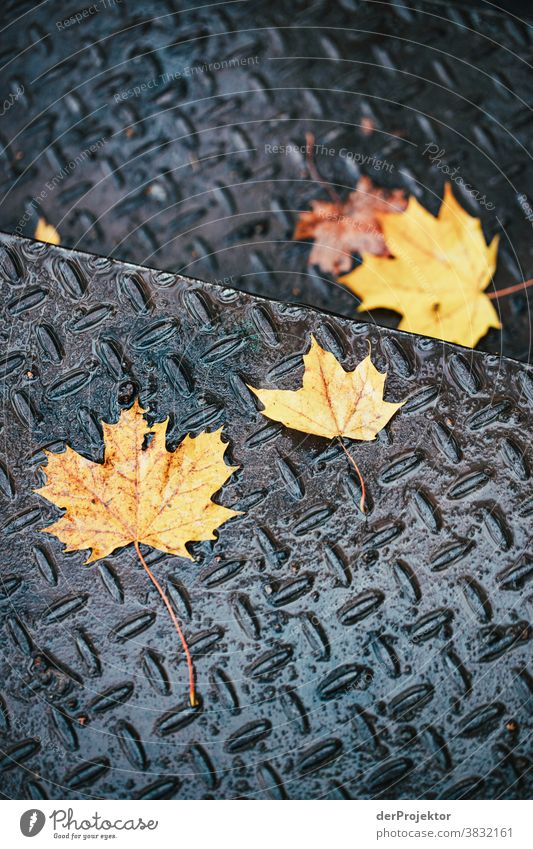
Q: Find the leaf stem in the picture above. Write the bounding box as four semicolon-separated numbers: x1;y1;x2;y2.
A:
305;132;343;205
336;436;366;513
487;278;533;300
134;540;198;707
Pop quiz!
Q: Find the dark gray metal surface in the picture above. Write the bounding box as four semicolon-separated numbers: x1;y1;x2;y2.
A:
0;232;531;800
0;0;531;362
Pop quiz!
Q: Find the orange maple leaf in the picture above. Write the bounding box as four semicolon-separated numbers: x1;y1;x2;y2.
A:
35;400;240;705
340;183;500;347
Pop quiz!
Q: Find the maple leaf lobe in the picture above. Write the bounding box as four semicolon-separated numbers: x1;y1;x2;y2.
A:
35;217;60;245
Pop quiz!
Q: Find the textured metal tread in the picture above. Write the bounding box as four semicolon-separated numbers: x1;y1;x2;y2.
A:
0;232;531;800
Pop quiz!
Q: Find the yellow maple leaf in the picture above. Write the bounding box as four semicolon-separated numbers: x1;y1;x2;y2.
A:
35;216;61;245
35;401;240;706
339;183;501;348
248;337;404;510
36;400;239;563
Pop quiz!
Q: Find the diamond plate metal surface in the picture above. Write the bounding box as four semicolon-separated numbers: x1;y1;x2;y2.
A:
0;0;531;362
0;232;531;800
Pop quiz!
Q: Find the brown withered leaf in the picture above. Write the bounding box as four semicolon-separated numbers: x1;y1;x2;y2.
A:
294;176;407;275
35;401;240;707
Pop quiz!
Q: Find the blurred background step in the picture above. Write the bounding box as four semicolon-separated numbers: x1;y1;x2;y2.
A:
0;0;531;362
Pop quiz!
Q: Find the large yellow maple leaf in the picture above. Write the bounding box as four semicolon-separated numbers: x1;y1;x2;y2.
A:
339;183;500;347
35;400;239;707
35;400;239;563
